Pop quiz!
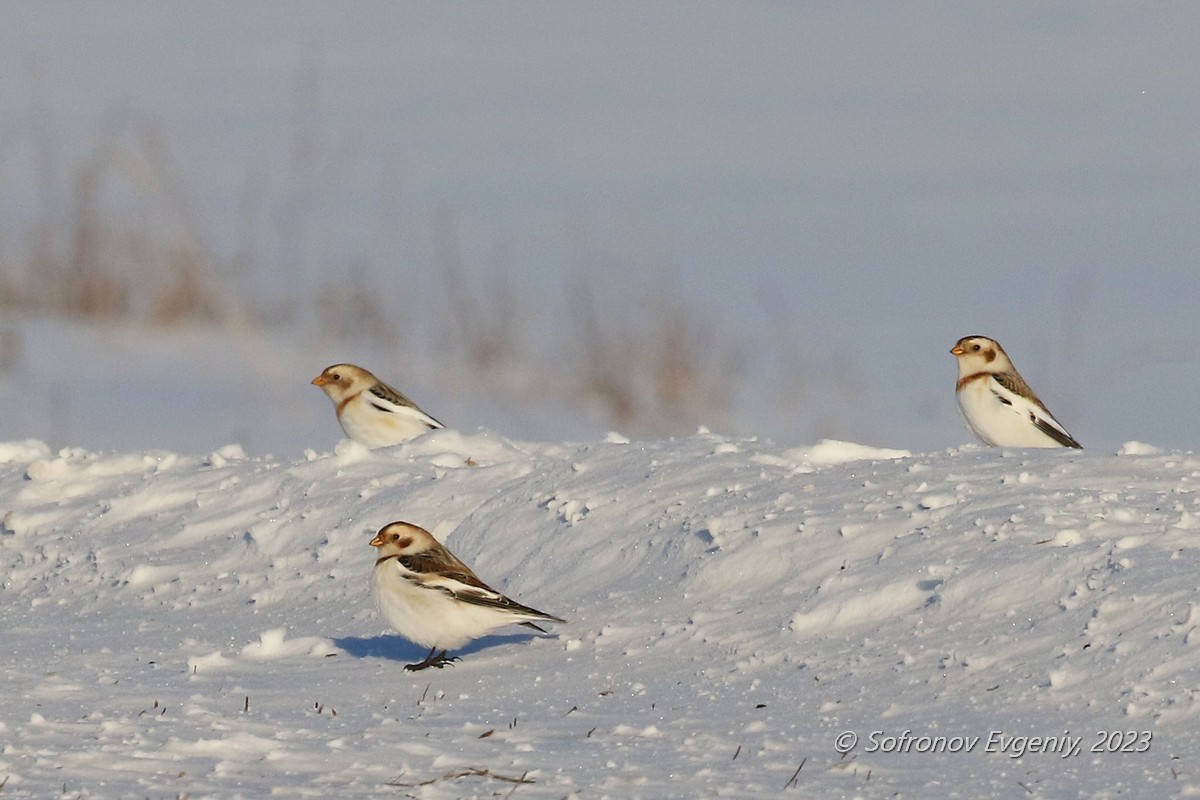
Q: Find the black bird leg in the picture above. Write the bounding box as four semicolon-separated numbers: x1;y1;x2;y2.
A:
404;646;461;671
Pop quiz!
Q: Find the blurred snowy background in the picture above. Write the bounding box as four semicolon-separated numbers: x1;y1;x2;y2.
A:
0;3;1196;456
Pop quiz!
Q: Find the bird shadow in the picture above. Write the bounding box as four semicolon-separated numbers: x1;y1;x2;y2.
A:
332;632;543;663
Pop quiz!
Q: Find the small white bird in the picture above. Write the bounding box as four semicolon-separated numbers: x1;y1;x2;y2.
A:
369;521;565;671
950;335;1082;449
312;363;443;448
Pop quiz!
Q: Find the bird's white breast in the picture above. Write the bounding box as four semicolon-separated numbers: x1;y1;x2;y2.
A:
340;398;435;448
956;378;1062;448
372;561;529;650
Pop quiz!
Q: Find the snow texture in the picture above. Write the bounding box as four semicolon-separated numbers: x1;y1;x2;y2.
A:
1;431;1198;797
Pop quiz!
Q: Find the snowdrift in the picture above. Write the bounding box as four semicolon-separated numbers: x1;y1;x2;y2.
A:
0;432;1197;797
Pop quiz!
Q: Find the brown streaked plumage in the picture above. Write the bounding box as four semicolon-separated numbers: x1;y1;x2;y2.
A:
369;521;564;671
950;335;1081;449
312;363;443;448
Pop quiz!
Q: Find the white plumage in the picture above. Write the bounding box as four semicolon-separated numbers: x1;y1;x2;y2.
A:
950;335;1081;449
369;521;564;670
312;363;442;448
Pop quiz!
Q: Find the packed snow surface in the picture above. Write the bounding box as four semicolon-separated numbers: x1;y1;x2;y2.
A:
1;432;1198;797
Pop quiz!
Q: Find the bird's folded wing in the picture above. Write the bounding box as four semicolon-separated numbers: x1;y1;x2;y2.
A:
990;371;1040;406
418;572;563;621
988;376;1081;448
390;551;564;623
1029;411;1082;448
367;382;443;428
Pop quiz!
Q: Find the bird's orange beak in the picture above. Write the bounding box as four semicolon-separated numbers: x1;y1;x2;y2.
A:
369;533;385;547
950;346;964;356
311;375;328;387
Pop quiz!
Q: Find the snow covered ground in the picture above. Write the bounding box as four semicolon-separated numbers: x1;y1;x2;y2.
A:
2;7;1198;795
1;429;1197;798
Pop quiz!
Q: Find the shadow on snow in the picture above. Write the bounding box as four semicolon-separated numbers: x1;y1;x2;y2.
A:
333;632;545;663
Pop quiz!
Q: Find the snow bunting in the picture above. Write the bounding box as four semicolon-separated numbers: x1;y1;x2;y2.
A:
950;335;1082;449
312;363;443;448
369;521;565;671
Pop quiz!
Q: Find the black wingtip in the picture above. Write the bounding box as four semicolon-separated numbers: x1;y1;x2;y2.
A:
519;615;565;634
1032;416;1083;449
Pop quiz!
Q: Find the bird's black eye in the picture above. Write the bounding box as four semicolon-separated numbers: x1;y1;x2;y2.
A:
971;344;981;352
331;373;341;381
